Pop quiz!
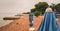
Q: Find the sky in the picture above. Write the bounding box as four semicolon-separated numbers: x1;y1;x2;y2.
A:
0;0;60;27
0;0;60;16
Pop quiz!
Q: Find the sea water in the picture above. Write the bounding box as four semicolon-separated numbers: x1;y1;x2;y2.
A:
0;13;15;27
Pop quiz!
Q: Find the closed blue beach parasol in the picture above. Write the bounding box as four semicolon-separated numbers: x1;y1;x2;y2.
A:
38;8;60;31
29;12;33;27
54;9;56;17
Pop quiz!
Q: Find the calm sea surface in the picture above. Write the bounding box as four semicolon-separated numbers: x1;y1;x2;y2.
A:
0;13;17;27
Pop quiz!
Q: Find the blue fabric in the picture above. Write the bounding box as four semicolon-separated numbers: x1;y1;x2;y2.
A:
30;23;33;27
38;12;60;31
54;9;56;17
29;13;33;27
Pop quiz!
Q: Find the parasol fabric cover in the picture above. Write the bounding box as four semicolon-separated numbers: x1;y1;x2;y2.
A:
54;9;56;17
38;8;60;31
29;13;33;27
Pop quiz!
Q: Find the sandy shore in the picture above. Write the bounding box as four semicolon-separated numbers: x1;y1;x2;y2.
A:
0;14;60;31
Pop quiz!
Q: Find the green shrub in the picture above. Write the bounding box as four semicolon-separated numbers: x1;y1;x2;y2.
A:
33;11;40;17
22;12;30;14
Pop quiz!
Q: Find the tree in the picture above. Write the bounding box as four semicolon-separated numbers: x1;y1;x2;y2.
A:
22;12;30;14
50;3;60;14
55;3;60;14
31;2;49;17
34;11;40;17
31;8;36;13
35;2;48;13
50;3;56;11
